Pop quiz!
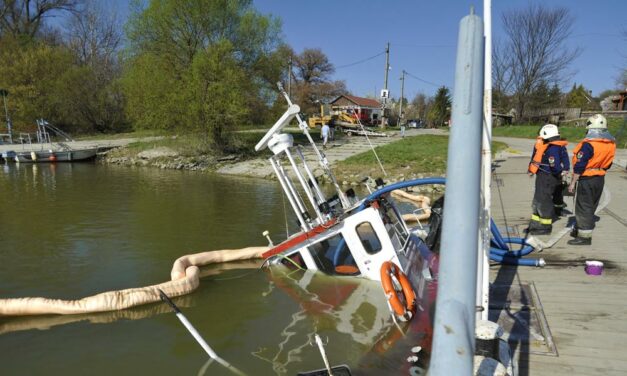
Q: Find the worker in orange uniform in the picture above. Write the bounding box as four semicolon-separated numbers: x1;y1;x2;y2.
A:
567;114;616;245
527;124;569;235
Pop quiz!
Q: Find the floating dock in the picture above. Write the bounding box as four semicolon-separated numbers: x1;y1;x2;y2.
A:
490;137;627;375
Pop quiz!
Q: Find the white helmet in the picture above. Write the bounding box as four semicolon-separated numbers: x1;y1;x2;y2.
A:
586;114;607;129
540;124;559;140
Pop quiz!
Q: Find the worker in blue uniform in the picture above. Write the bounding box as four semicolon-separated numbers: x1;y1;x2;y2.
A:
567;114;616;245
527;124;570;235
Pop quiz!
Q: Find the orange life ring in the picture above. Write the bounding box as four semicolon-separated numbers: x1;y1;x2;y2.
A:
380;261;416;321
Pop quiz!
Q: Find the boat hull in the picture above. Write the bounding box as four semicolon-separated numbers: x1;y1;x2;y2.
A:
13;148;98;163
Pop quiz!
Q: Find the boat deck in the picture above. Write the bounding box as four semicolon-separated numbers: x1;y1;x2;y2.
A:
490;146;627;376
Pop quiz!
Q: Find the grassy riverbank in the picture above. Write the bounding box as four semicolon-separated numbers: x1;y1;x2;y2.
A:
333;134;508;181
492;118;626;147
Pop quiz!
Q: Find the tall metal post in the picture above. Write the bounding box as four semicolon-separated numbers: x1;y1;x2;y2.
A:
399;70;406;124
430;9;484;376
478;0;493;322
381;42;390;128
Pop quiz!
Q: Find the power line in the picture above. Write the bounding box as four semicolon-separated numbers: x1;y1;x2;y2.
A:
404;70;443;88
391;43;454;48
335;51;386;69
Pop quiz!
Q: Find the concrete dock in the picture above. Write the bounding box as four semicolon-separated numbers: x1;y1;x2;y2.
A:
490;137;627;376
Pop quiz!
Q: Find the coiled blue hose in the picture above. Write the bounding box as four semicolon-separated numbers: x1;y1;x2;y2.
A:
489;219;544;267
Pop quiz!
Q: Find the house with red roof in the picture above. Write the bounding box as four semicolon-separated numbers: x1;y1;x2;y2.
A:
330;94;382;125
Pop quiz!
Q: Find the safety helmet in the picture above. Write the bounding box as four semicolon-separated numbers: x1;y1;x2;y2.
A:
586;114;607;129
539;124;559;140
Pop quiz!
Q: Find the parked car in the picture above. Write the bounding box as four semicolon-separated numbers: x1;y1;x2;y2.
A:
407;119;424;128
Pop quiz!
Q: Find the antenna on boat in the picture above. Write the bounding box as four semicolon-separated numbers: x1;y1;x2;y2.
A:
158;289;246;376
254;83;350;232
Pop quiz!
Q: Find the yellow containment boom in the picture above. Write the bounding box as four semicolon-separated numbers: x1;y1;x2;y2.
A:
391;189;432;222
0;246;268;316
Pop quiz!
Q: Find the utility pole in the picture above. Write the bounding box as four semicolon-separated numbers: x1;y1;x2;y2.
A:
381;42;390;128
399;70;405;125
287;56;293;98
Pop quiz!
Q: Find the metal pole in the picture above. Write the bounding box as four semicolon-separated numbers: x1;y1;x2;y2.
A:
270;157;309;232
159;290;246;376
430;9;484;376
381;42;390;128
278;85;350;209
295;146;326;204
399;70;405;125
478;0;493;322
276;158;310;228
284;148;324;223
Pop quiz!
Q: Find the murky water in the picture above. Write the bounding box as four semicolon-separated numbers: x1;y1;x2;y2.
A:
0;163;426;375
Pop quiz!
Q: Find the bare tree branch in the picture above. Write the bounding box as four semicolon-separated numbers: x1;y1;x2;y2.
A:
496;4;580;120
0;0;79;37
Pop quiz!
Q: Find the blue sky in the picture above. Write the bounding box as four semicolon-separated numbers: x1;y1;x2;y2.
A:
107;0;626;100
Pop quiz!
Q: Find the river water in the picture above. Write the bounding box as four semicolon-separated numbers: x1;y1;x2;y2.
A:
0;163;422;375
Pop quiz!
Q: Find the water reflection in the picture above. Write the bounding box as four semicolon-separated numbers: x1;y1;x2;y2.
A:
257;267;394;374
0;163;433;375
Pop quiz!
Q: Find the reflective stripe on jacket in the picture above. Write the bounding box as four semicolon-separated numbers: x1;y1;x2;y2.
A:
528;139;568;175
572;138;616;176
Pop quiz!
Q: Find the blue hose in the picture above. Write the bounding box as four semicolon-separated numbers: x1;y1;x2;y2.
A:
490;219;509;251
489;252;543;267
356;177;446;212
489;222;544;267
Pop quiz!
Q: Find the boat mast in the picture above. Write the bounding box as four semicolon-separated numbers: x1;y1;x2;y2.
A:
255;84;351;232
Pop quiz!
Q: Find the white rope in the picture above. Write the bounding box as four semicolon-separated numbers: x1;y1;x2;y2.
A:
351;109;387;177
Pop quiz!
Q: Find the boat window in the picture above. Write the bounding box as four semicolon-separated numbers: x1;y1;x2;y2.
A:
308;233;360;276
280;252;307;270
355;222;382;255
380;199;409;250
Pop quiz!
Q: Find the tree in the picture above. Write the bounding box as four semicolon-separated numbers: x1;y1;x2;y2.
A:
0;36;77;129
404;92;429;121
0;0;78;38
427;86;450;127
122;0;282;150
63;2;126;132
290;48;346;115
493;4;580;121
565;84;599;110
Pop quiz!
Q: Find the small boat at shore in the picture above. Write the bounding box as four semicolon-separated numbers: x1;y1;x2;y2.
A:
1;119;98;163
10;148;98;163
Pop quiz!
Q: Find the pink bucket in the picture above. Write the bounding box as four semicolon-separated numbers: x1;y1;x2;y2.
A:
585;261;604;276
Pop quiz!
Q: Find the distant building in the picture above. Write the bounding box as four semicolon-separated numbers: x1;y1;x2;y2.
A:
330;95;382;125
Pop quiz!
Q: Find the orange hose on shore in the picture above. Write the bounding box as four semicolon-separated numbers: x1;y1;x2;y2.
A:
0;246;268;317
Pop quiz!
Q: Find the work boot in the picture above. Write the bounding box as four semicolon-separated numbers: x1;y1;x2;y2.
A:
567;237;591;246
528;228;551;236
